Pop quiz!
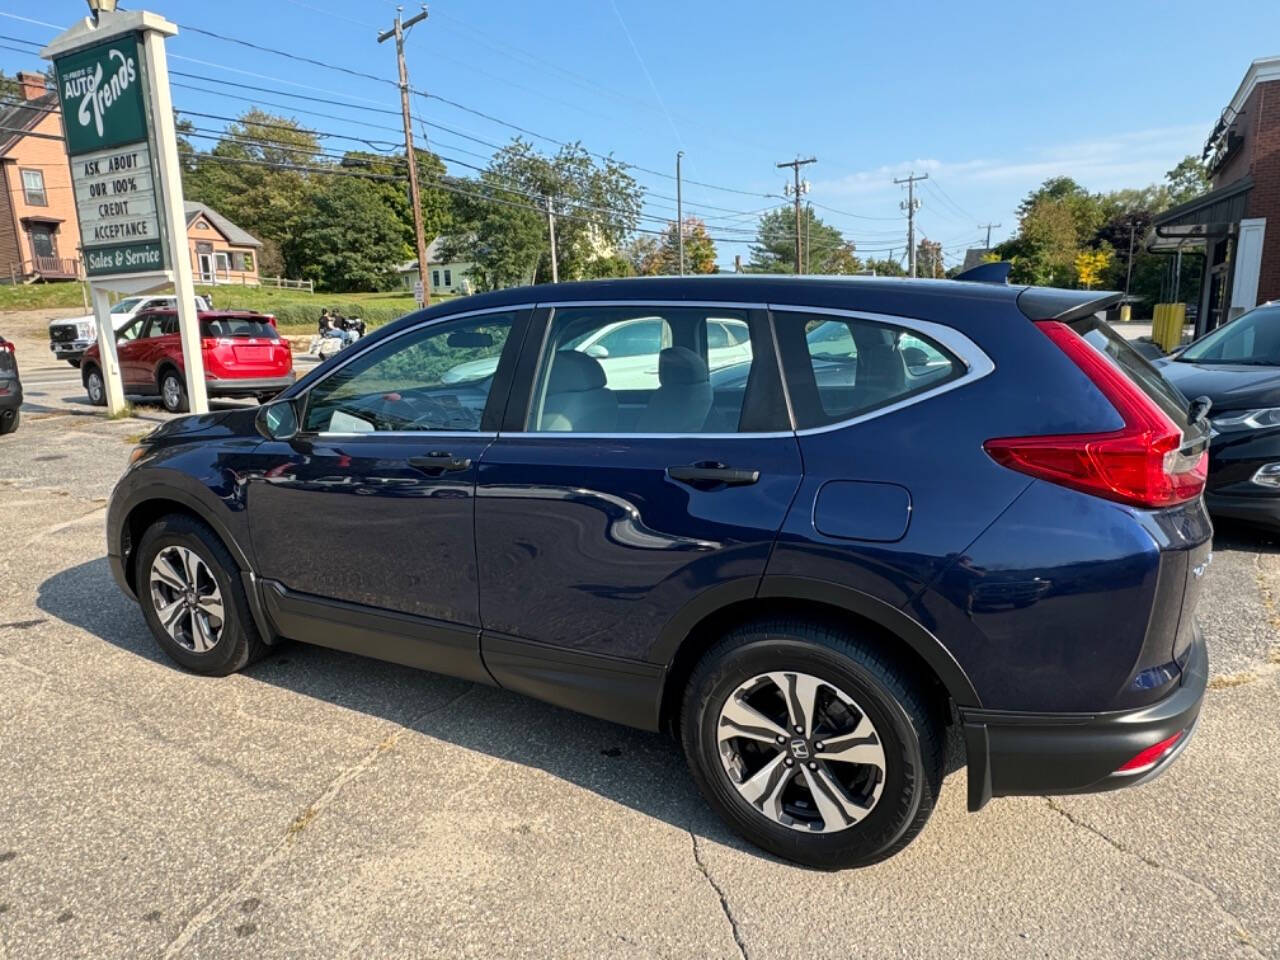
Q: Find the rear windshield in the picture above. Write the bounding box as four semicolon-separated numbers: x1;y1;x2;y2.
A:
201;317;278;339
1069;314;1190;428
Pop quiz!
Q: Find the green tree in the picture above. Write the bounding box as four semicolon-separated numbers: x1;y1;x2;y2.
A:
749;208;859;274
651;217;718;274
1166;154;1211;206
289;173;409;293
863;257;905;277
625;235;663;276
183;110;323;278
443;138;644;288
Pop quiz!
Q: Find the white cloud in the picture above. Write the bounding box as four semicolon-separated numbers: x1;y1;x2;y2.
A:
813;124;1208;199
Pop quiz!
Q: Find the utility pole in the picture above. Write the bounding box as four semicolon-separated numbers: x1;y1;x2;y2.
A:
894;172;927;277
545;196;559;284
778;156;816;274
378;5;431;307
978;222;1001;249
676;150;685;276
805;203;813;273
1124;215;1137;296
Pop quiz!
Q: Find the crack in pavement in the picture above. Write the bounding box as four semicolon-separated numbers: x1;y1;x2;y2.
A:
159;685;475;959
689;832;749;960
1044;798;1265;959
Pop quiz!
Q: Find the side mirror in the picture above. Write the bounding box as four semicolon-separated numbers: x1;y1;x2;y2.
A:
255;396;300;440
583;343;609;359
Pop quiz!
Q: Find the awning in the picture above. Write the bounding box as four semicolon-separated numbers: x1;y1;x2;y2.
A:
1147;176;1252;252
20;214;64;227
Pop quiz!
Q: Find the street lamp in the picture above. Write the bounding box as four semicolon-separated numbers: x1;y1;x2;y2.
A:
84;0;119;25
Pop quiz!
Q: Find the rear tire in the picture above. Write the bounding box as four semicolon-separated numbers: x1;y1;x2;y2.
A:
0;409;18;435
136;513;266;676
83;365;106;406
680;618;944;869
159;369;188;413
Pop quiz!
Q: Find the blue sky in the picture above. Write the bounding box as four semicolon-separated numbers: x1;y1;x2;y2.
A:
5;0;1280;268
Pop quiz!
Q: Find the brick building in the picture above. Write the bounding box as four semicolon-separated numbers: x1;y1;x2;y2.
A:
1151;56;1280;336
0;71;81;282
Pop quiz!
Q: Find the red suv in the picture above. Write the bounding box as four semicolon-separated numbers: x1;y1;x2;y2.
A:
82;310;294;412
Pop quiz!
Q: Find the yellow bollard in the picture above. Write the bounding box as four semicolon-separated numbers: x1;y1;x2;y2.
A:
1120;304;1132;324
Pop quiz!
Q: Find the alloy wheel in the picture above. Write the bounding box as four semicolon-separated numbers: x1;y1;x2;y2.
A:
148;546;224;653
87;372;103;404
162;375;182;411
716;671;886;833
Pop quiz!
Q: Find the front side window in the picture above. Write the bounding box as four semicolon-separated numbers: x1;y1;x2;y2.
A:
1177;304;1280;366
776;311;962;429
526;305;767;434
21;169;46;205
303;312;514;433
116;315;148;342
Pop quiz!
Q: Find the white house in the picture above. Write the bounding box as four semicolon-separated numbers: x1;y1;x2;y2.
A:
396;239;474;297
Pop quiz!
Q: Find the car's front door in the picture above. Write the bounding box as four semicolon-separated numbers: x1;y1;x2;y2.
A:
244;307;529;681
113;314;152;387
474;301;803;723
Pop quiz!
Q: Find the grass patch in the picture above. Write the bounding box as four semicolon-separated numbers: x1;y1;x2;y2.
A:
106;404;136;420
1;281;464;332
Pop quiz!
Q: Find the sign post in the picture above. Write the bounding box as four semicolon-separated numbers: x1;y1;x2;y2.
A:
42;10;208;415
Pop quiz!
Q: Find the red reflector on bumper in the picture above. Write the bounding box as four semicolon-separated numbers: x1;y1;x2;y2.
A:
1115;730;1185;774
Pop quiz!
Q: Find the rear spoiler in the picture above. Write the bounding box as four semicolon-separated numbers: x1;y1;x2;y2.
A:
953;261;1012;285
1016;288;1123;324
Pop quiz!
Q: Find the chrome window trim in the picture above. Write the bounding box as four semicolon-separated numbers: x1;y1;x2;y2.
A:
499;431;795;441
295;303;535;437
313;430;499;440
767;303;995;437
536;299;760;310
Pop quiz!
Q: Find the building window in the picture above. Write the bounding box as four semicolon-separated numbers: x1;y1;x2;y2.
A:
231;252;247;271
432;269;441;287
21;169;47;206
195;218;209;230
444;268;452;286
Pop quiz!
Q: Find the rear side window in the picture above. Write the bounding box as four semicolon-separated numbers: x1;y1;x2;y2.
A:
524;305;785;434
201;318;279;340
774;311;963;429
1069;316;1189;427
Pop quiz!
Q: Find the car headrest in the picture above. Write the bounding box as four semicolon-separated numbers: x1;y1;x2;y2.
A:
658;346;709;386
547;350;608;392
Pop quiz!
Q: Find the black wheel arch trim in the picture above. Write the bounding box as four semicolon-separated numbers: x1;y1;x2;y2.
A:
754;575;982;708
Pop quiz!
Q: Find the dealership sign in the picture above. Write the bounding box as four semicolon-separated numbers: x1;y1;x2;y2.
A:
54;34;167;277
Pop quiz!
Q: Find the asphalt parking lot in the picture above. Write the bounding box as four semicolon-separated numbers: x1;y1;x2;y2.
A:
2;315;1279;959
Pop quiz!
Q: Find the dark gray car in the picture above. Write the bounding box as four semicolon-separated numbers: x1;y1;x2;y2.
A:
0;333;21;434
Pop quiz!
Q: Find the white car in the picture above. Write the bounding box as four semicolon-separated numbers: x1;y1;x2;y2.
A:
441;316;752;389
48;295;210;367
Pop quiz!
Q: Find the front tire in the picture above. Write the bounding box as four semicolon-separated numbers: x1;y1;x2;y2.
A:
0;409;18;435
680;618;944;869
68;358;81;369
136;514;265;675
159;369;188;413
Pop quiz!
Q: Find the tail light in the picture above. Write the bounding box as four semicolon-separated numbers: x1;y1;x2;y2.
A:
984;321;1206;509
0;340;13;354
1115;730;1185;775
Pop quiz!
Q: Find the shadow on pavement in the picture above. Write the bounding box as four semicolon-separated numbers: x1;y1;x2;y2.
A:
1212;520;1280;553
36;556;775;853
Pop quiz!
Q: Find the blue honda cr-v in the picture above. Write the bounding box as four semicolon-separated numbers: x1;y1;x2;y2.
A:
107;275;1210;868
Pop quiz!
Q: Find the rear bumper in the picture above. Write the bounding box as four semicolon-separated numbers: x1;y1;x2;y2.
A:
0;379;20;410
961;625;1208;810
206;373;295;397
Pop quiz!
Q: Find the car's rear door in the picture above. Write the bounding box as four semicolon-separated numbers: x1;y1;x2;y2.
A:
473;299;803;726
